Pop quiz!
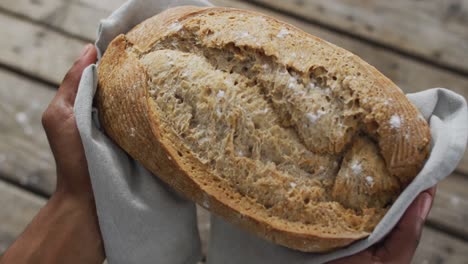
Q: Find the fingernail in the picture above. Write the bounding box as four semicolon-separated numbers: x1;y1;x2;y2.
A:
420;193;432;219
80;44;92;56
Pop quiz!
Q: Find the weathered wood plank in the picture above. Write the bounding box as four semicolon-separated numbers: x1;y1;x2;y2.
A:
247;0;468;75
414;228;468;264
78;0;125;14
0;12;86;84
428;173;468;239
0;180;46;254
0;0;109;41
0;70;56;195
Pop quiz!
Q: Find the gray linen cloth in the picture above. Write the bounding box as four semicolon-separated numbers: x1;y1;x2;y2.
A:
74;0;468;263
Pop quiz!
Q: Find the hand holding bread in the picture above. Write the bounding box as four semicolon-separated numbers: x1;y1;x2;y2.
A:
96;6;430;252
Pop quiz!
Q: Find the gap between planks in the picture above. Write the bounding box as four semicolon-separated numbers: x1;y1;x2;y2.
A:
0;61;59;89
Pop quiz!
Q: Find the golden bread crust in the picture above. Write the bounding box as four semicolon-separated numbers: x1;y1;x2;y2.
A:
96;6;431;252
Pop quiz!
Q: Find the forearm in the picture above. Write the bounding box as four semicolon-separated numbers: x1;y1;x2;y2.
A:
0;192;105;264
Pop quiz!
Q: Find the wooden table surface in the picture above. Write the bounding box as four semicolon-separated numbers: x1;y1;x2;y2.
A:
0;0;467;263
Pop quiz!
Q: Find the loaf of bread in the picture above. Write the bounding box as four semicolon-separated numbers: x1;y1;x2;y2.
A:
96;6;431;252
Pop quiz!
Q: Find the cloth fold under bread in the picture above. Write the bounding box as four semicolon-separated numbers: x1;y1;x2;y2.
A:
74;0;468;263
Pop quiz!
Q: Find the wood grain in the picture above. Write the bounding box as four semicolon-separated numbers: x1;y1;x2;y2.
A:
0;180;45;254
429;173;468;239
0;70;56;195
0;12;86;84
0;0;108;41
247;0;468;75
414;228;468;264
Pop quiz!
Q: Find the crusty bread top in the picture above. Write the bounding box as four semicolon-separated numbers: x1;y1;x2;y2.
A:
126;6;431;183
96;6;431;252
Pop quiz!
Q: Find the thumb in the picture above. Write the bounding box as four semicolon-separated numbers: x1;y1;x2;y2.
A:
376;186;436;262
57;44;97;106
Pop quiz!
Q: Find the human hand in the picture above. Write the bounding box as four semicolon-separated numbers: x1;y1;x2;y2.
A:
1;44;105;264
329;186;436;264
42;43;97;202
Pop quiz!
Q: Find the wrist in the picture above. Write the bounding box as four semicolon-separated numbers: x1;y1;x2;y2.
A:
48;189;105;262
53;178;96;207
1;185;104;264
49;189;98;221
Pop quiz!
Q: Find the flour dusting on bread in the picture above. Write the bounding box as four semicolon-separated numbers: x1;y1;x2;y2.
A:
277;28;290;38
390;115;402;129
